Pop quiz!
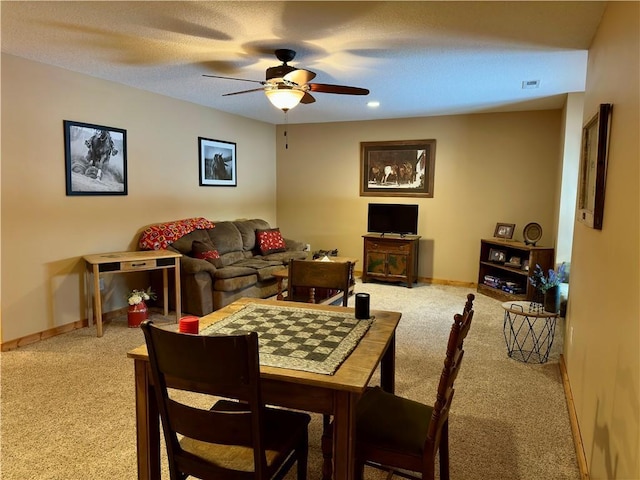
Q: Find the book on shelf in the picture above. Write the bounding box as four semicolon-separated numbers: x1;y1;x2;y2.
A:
501;285;525;294
483;275;502;288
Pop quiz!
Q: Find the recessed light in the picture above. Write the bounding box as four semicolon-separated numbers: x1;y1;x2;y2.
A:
367;101;380;108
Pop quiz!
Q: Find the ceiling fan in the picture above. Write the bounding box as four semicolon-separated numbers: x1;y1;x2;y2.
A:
203;49;370;112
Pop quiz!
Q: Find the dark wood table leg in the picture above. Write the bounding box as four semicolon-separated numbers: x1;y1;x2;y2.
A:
134;360;160;480
322;331;396;479
332;391;357;480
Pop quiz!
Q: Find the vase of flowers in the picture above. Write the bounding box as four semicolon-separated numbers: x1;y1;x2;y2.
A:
528;263;566;313
126;288;156;328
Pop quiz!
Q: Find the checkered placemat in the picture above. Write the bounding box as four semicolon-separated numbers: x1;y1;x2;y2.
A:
200;303;373;375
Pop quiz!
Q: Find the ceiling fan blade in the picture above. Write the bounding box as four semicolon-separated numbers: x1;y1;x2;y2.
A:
284;68;316;85
203;74;265;85
300;92;316;104
308;83;369;95
222;88;266;97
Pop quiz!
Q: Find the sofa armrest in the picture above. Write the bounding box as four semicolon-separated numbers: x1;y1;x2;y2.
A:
180;256;217;275
181;271;215;316
284;238;305;252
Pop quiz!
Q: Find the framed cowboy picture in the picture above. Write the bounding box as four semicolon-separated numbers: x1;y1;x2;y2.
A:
64;120;127;196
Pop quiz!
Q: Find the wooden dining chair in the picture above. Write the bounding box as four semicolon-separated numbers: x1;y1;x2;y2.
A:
140;321;311;480
321;293;475;480
287;259;352;307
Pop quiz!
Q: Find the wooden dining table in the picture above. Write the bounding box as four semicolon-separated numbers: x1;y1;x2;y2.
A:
127;297;401;480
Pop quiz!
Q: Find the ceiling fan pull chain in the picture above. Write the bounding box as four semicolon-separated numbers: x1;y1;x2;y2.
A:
284;110;289;149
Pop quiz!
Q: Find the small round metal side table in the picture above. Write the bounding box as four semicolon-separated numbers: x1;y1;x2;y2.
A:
501;301;559;363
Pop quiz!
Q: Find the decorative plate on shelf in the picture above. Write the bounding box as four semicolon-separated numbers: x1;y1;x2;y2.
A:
523;222;542;245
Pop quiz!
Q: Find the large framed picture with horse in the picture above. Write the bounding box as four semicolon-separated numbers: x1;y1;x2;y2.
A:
64;120;127;196
360;139;436;198
198;137;237;187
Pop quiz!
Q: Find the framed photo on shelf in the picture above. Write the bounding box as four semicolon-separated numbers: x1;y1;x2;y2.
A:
488;248;507;263
494;222;515;239
64;120;127;196
577;103;612;230
360;139;436;198
198;137;237;187
504;256;522;268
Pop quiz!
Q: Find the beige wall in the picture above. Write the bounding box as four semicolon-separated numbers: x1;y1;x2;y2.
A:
565;2;639;479
1;54;276;342
275;111;562;284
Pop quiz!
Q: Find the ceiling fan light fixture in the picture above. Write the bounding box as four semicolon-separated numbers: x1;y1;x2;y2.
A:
265;86;305;111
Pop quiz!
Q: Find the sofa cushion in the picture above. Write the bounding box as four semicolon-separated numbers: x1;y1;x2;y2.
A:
208;222;243;254
262;250;308;264
217;251;247;267
233;258;284;269
256;228;287;255
213;265;258;279
235;219;271;251
255;264;286;281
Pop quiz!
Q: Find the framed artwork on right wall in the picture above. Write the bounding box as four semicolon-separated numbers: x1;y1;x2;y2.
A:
577;103;612;230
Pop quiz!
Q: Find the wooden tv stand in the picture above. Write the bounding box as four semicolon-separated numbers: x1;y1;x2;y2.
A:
362;234;420;287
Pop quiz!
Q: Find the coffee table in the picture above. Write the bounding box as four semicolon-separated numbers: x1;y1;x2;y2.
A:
273;256;358;302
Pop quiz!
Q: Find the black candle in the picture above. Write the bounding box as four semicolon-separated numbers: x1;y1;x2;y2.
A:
355;293;370;319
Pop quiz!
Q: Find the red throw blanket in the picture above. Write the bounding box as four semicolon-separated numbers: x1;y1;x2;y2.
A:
138;217;215;250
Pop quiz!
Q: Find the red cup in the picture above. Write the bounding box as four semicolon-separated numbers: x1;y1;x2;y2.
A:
179;316;200;334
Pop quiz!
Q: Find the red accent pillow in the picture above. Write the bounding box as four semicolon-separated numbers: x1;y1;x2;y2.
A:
191;240;220;260
256;228;287;255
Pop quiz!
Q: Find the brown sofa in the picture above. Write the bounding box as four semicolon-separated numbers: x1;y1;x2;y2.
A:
139;218;307;316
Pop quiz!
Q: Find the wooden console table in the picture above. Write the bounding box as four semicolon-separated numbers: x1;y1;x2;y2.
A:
83;250;182;337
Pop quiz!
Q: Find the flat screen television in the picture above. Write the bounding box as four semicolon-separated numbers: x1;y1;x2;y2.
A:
367;203;419;236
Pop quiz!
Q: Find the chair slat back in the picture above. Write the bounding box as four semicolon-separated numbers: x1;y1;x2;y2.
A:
288;259;351;306
166;399;255;445
141;322;268;478
425;294;475;453
149;327;256;397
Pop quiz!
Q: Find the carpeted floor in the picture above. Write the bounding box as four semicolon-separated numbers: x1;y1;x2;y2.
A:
0;281;579;479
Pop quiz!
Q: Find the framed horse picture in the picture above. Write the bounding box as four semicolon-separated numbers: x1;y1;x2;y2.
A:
198;137;237;187
360;139;436;197
64;120;127;196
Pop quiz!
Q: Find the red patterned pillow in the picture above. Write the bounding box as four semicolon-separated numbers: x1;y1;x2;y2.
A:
256;228;287;255
191;240;220;260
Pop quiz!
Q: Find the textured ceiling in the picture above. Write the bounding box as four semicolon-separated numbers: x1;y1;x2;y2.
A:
1;1;606;124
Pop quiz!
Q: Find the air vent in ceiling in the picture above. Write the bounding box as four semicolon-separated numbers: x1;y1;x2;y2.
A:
522;80;540;89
